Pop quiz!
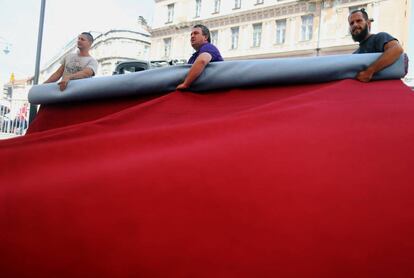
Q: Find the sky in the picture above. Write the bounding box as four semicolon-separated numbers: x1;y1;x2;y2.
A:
0;0;155;83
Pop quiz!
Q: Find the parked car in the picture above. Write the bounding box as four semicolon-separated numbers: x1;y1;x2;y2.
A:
112;59;186;75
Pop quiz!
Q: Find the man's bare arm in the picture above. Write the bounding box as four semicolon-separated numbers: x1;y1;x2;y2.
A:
356;40;404;82
177;53;212;90
66;67;94;80
58;68;94;91
44;65;64;83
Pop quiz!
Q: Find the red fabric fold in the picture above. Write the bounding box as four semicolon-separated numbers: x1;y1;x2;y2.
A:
1;80;414;277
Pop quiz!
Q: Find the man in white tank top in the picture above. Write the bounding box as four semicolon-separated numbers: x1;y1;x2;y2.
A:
44;32;98;91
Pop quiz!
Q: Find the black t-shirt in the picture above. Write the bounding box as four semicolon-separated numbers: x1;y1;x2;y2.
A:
353;32;397;54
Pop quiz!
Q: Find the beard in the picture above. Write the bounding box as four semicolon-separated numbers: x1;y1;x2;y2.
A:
351;24;369;42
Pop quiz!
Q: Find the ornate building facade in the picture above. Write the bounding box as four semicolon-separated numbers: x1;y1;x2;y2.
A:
150;0;411;61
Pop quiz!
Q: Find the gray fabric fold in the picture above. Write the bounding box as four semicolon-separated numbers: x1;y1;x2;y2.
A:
29;53;407;105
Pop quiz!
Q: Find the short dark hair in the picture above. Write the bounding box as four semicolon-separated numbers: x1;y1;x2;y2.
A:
81;32;94;43
193;24;211;43
349;8;369;21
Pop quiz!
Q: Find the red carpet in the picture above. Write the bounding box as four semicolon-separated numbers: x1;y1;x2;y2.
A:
1;79;414;277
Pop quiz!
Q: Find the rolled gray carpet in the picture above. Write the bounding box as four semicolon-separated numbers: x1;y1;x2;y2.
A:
29;53;408;105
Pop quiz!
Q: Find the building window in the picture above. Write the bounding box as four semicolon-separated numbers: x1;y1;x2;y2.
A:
163;38;171;58
195;0;201;18
252;23;262;47
213;0;220;13
231;27;239;49
211;30;218;46
234;0;241;9
167;4;174;23
256;0;264;4
301;15;313;41
144;45;150;55
275;19;286;44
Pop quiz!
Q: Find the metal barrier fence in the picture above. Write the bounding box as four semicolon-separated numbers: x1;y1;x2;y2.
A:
0;100;30;139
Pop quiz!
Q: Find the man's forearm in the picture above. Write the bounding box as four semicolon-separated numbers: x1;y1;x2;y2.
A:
44;65;64;84
44;72;61;83
182;60;208;87
176;52;212;90
66;70;93;81
356;42;404;82
366;45;403;74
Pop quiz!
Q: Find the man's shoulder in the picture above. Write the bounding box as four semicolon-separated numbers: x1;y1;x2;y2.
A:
372;32;398;46
374;32;394;37
372;32;393;38
200;43;219;52
66;52;79;58
61;52;76;64
85;55;98;63
199;43;223;61
78;54;98;65
372;32;396;41
63;52;82;62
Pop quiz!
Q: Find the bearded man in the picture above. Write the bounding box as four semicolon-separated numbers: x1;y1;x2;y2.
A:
348;8;404;82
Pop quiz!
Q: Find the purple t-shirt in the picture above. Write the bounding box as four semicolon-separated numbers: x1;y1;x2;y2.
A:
188;43;223;64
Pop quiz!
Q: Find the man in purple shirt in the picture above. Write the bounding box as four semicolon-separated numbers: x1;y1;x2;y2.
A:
177;24;223;90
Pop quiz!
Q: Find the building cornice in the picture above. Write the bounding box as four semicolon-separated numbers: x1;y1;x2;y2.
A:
151;1;313;37
92;36;151;49
224;43;357;60
94;29;151;40
96;56;141;63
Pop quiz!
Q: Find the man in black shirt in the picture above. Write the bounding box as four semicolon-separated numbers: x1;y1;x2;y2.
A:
349;8;404;82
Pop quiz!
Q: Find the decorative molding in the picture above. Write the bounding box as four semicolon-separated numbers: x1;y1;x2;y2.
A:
96;56;139;63
337;0;364;4
151;1;313;38
92;37;151;49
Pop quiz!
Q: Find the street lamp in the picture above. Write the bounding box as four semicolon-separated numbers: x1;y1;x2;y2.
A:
0;37;12;55
3;46;10;55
